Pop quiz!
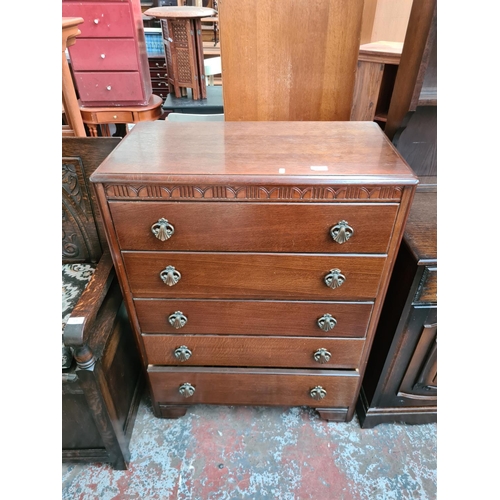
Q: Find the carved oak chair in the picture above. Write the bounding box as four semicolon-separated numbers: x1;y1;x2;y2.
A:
62;137;143;469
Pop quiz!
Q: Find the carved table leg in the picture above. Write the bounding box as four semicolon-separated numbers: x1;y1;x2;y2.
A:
87;124;99;137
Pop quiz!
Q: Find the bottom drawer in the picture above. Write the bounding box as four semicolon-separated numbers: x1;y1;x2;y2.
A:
148;367;359;408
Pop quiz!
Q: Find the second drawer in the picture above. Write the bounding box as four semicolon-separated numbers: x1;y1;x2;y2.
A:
143;335;364;369
123;252;386;300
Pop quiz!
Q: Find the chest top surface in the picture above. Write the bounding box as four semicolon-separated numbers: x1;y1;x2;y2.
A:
90;121;418;185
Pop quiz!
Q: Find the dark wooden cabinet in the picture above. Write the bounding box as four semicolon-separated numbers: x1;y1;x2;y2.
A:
356;187;437;428
90;121;417;423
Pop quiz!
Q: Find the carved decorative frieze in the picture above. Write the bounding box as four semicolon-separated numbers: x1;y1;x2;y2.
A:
103;184;403;201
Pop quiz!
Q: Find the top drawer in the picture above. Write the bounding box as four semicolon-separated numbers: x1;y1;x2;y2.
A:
109;202;398;253
62;3;134;38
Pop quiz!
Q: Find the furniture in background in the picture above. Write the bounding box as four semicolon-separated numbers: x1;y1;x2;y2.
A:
384;0;436;142
79;94;163;136
162;85;223;114
165;112;223;121
62;0;152;106
203;56;221;86
62;17;86;137
62;137;143;469
359;0;412;45
144;6;217;100
350;41;402;124
90;120;417;423
218;0;364;121
356;183;437;428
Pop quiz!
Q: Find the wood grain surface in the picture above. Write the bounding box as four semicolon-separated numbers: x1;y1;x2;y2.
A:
134;299;373;337
143;334;364;369
110;201;398;253
218;0;364;120
123;252;386;300
148;366;359;407
89;121;418;184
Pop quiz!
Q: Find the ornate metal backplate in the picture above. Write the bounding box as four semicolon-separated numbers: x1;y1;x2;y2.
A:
168;311;188;329
317;313;337;332
313;348;332;364
324;269;346;289
174;345;192;362
179;382;195;398
160;265;181;286
330;220;354;244
309;386;327;400
151;218;175;241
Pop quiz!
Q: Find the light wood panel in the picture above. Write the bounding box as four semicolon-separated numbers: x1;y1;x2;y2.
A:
218;0;364;121
361;0;413;44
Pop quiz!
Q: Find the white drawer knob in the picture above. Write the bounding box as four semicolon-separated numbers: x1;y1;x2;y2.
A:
100;54;106;59
94;19;99;24
106;86;112;91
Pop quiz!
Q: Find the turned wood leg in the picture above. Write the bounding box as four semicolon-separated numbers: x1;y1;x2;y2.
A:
156;404;189;419
87;124;99;137
100;124;111;137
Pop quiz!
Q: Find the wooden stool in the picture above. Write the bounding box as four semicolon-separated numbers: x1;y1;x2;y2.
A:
144;6;216;100
79;94;163;137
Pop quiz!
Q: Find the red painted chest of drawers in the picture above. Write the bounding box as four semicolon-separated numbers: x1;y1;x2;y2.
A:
62;0;152;106
90;121;418;423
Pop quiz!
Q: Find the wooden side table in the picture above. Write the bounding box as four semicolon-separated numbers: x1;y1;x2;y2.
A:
143;6;217;100
79;94;163;137
62;17;86;137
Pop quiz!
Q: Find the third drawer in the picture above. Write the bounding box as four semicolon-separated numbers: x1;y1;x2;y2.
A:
134;299;373;337
142;334;364;369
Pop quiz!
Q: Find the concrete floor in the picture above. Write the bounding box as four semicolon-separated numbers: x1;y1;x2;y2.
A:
62;395;436;499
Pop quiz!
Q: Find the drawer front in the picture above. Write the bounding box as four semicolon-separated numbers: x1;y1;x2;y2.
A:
150;70;168;80
62;3;134;38
74;72;146;103
123;252;386;300
110;202;398;253
151;80;170;91
134;299;373;337
93;111;135;124
148;367;359;407
143;335;364;369
149;58;167;70
69;39;139;72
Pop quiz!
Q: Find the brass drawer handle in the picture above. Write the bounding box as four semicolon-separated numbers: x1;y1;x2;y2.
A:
151;218;175;241
169;311;187;329
310;386;327;400
324;269;346;289
330;220;354;244
317;313;337;332
160;265;181;286
313;348;331;364
179;382;195;398
174;345;192;362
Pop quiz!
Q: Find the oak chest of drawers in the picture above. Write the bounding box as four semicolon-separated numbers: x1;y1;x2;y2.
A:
62;0;152;106
90;121;418;422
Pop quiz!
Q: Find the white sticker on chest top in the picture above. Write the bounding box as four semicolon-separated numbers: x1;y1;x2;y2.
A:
310;166;329;171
